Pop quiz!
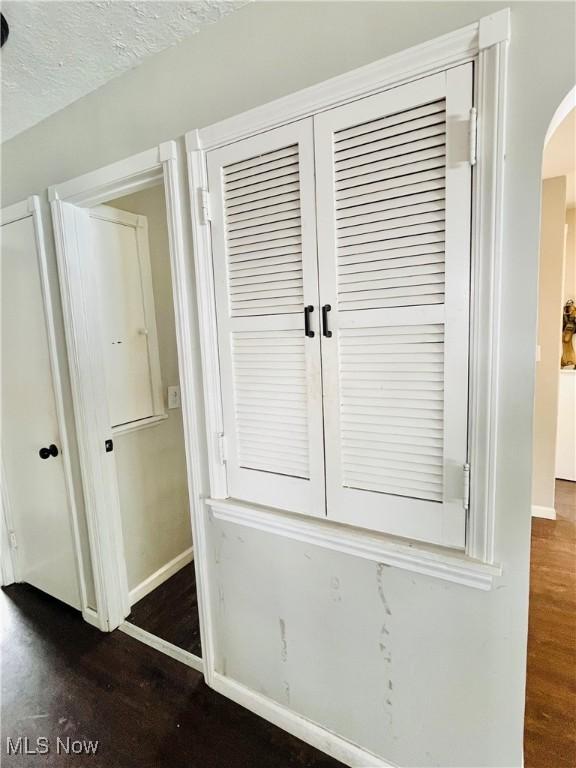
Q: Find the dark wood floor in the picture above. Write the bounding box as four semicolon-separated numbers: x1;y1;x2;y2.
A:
128;562;202;656
525;479;576;768
0;583;343;768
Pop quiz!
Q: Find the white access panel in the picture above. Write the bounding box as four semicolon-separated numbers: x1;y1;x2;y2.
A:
1;214;80;608
89;207;163;429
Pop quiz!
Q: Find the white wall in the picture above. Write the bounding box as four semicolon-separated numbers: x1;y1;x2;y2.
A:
565;206;576;303
2;3;576;766
107;185;192;594
532;176;567;512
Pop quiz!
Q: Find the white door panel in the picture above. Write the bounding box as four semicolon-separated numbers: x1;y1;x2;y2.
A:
207;119;326;516
314;65;473;547
2;213;80;608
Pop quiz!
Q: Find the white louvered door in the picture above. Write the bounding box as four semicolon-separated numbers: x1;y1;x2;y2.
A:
207;120;325;516
314;65;473;547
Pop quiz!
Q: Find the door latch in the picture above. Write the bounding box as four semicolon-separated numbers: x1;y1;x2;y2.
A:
105;439;114;453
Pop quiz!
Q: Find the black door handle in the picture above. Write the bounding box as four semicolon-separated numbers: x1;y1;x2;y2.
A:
39;444;59;460
322;304;332;338
304;305;315;338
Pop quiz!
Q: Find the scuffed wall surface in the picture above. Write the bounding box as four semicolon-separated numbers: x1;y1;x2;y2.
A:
2;3;576;766
210;516;514;765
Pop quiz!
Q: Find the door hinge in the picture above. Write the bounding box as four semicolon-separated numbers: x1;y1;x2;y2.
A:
217;433;227;464
9;531;17;550
469;107;477;166
463;463;471;511
199;188;211;225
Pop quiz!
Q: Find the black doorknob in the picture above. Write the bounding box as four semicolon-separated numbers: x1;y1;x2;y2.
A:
39;444;59;460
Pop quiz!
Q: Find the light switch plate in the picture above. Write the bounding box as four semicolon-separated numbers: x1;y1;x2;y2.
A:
167;386;181;409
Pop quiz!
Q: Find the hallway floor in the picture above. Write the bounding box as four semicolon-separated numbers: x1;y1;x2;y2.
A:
524;479;576;768
0;584;343;768
127;562;202;656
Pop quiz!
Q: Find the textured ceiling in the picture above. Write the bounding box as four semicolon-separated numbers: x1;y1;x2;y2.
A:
1;1;246;142
543;108;576;207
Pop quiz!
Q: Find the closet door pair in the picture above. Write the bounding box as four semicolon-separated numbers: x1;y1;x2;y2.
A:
207;64;473;548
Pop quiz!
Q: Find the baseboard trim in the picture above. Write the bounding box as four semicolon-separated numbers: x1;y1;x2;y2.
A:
82;606;104;630
211;673;393;767
119;621;203;674
531;505;557;520
129;547;193;606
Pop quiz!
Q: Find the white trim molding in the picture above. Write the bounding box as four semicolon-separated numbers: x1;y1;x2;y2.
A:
1;461;17;587
112;413;168;436
82;607;102;630
128;547;193;606
119;622;204;674
531;506;557;520
466;20;510;564
208;498;500;591
211;674;394;768
48;147;165;208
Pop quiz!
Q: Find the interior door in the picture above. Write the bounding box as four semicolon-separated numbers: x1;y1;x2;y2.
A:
1;209;81;608
206;119;326;516
314;65;473;547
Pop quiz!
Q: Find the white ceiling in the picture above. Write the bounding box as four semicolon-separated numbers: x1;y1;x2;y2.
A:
0;1;246;142
542;107;576;207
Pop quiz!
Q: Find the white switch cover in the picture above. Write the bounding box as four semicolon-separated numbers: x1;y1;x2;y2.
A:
168;386;181;409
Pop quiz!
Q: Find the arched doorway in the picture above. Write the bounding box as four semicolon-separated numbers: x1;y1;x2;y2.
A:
525;86;576;768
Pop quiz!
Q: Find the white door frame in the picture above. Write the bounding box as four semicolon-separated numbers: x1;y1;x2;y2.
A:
0;196;88;609
1;459;18;587
49;144;210;667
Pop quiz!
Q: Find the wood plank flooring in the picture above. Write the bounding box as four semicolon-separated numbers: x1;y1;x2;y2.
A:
0;583;343;768
127;562;201;656
524;479;576;768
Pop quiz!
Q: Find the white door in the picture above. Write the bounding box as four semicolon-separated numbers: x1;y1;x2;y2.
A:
1;206;80;608
206;120;326;516
314;65;473;547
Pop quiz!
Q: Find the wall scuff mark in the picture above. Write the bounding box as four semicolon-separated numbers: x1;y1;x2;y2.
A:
330;576;342;603
279;618;288;662
376;563;392;616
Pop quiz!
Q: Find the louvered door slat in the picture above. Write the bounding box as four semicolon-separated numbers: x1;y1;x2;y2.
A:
315;65;473;547
224;145;299;177
227;203;301;228
338;184;447;219
208;119;325;516
335;100;445;143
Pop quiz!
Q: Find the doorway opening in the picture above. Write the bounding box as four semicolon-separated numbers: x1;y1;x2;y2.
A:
50;144;204;671
525;90;576;768
95;184;200;658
